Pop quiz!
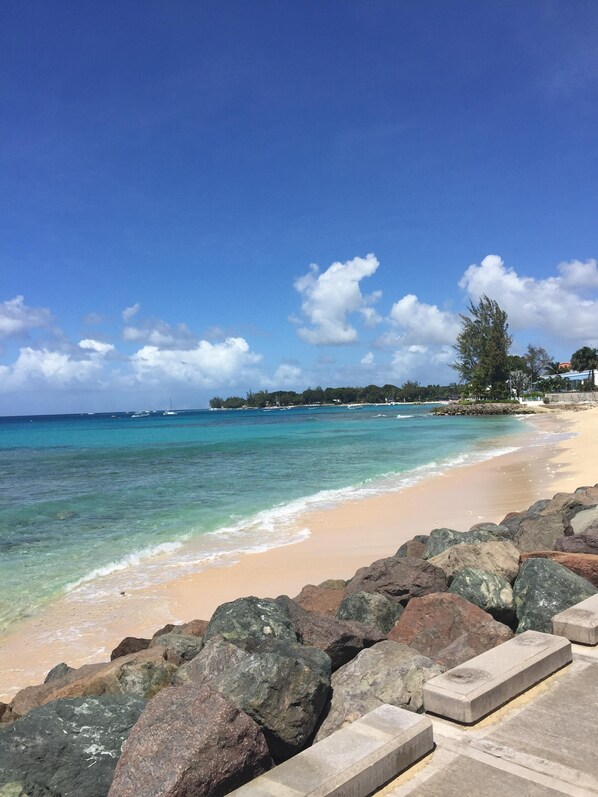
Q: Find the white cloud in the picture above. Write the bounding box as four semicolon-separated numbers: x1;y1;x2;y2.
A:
0;296;52;339
129;337;262;386
294;254;380;345
0;346;103;391
122;303;140;321
459;255;598;343
79;339;115;355
122;320;196;349
270;363;302;387
361;352;374;365
389;294;460;346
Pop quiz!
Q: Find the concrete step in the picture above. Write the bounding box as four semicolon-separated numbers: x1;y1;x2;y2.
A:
553;593;598;645
422;630;571;724
228;704;433;797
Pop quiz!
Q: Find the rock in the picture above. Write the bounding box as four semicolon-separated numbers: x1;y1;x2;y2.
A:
173;635;251;687
510;513;572;552
448;567;515;626
314;641;441;741
526;499;552;514
108;684;272;797
395;539;426;558
345;556;447;604
10;648;181;720
111;636;151;660
44;662;74;683
422;527;504;559
178;618;209;637
151;622;176;638
387;592;513;669
317;578;347;590
538;485;598;520
0;695;146;797
513;558;597;633
468;522;513;538
208;638;331;762
292;584;346;616
203;596;296;643
336;590;403;634
554;526;598;554
275;595;384;670
429;540;520;584
570;505;598;534
149;631;203;661
521;551;598;587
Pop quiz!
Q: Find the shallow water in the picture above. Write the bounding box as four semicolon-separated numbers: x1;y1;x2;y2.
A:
0;404;524;632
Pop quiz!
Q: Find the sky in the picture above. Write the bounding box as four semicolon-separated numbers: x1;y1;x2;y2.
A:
1;1;597;415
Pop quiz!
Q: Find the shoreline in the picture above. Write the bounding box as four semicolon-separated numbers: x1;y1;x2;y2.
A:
0;406;596;701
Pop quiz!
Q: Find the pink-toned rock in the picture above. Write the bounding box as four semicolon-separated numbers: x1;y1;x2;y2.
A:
521;551;598;587
10;647;181;720
554;527;598;554
108;683;272;797
292;584;346;616
387;592;513;669
345;556;447;604
180;618;209;637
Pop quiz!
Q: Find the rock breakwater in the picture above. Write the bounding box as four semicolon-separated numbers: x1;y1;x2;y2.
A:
1;484;597;796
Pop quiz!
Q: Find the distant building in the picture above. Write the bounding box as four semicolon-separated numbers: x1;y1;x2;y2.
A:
560;369;597;386
559;361;571;370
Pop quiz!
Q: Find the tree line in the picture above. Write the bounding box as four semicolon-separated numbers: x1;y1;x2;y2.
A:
209;382;462;409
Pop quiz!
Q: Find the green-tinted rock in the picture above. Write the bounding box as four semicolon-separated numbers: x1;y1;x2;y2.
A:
423;527;502;559
148;631;203;661
336;590;403;634
449;567;515;626
0;695;145;797
204;596;296;643
513;558;597;633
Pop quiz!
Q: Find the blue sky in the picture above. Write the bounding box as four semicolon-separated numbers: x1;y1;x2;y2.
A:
1;1;597;414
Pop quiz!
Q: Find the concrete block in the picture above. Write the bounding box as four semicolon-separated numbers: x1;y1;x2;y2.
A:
423;630;572;724
552;593;598;645
228;704;433;797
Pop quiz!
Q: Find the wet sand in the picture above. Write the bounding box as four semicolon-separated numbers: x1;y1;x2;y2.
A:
1;405;596;702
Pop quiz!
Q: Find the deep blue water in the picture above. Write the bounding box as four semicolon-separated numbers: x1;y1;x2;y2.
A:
0;404;523;631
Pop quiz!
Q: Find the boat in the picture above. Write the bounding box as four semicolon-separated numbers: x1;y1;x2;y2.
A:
163;398;178;416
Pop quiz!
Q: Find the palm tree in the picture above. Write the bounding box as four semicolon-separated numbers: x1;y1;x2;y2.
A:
571;347;598;390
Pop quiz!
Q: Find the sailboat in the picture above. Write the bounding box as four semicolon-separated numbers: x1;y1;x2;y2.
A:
163;398;178;416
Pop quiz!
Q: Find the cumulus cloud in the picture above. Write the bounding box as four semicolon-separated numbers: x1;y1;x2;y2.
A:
0;347;103;391
389;294;460;346
272;363;302;386
361;352;374;365
79;339;116;356
460;255;598;343
122;319;196;349
122;303;140;322
294;254;380;344
129;337;262;386
0;296;52;340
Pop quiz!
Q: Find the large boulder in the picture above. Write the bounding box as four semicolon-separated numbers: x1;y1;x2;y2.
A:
510;513;572;552
336;590;404;634
345;556;447;604
9;648;181;720
0;695;146;797
448;567;515;626
395;535;429;558
554;526;598;554
276;595;384;670
203;596;296;643
513;558;597;633
387;592;513;669
423;527;503;559
521;551;598;588
207;638;331;762
538;485;598;521
570;506;598;535
429;540;520;584
173;635;251;687
314;641;441;741
292;584;346;616
44;662;75;683
108;684;272;797
149;631;203;661
110;637;151;661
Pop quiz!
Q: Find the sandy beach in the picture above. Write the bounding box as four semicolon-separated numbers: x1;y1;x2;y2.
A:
1;404;596;702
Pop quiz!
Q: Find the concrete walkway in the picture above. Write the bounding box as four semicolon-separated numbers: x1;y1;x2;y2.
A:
380;644;598;797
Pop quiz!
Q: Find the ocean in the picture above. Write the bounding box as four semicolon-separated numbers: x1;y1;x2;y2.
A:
0;404;525;636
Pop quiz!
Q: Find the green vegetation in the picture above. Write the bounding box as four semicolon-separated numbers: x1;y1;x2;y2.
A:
209;382;463;409
453;295;512;400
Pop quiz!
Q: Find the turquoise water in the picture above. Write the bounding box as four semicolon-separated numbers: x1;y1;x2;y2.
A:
0;405;524;632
